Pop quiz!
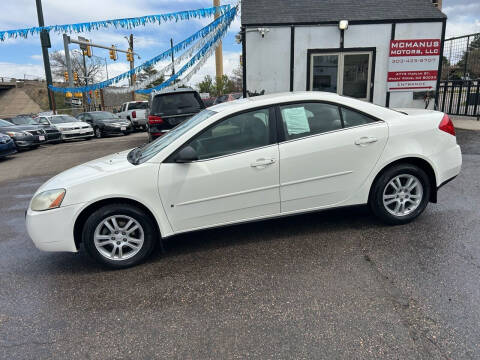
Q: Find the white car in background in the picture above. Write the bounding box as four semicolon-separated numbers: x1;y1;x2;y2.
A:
36;115;94;141
26;92;461;269
117;101;148;130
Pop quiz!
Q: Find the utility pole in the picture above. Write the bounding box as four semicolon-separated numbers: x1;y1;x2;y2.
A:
213;0;223;82
170;38;175;77
35;0;54;110
129;34;135;101
63;34;74;111
82;51;88;111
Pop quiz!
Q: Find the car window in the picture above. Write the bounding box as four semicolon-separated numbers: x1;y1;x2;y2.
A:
10;116;37;125
50;115;79;124
128;102;148;110
279;102;342;140
38;117;50;125
77;114;84;120
341;107;376;128
0;119;14;127
152;93;203;116
186;108;271;160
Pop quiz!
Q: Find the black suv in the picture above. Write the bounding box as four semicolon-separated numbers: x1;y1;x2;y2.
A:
147;88;205;142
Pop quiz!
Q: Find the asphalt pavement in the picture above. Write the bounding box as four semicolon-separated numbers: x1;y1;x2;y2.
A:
0;130;479;359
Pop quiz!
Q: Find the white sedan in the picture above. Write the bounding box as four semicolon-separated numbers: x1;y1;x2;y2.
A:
36;114;94;141
26;92;462;268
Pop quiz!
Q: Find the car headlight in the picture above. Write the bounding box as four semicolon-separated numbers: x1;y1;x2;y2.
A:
31;189;66;211
5;131;23;137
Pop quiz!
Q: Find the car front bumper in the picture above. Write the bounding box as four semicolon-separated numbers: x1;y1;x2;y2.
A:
26;203;85;252
103;125;132;135
61;129;94;140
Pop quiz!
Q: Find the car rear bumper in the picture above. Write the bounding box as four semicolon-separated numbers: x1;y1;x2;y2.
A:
26;203;85;253
131;119;147;126
432;144;462;186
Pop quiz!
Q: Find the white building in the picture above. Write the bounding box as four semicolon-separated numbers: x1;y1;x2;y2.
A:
241;0;446;109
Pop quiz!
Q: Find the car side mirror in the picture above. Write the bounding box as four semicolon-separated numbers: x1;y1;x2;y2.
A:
175;146;198;163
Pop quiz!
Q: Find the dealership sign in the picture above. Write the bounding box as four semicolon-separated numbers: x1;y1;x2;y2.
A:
387;39;440;92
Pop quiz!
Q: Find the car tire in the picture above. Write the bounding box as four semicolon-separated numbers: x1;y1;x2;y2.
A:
94;127;102;138
369;164;431;225
82;203;157;269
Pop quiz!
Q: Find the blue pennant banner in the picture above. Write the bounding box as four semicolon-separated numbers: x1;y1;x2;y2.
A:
136;7;237;94
48;6;236;94
0;5;230;41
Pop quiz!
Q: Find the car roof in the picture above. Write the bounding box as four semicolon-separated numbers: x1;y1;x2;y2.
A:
152;87;197;97
208;91;402;121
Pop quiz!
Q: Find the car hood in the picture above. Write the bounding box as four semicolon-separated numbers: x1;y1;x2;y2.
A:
54;122;90;128
37;150;134;193
0;125;39;132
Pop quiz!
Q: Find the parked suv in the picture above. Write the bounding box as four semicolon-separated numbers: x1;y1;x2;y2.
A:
117;101;148;130
147;88;205;142
77;111;132;138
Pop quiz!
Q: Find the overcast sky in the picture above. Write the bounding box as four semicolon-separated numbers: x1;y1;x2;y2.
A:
0;0;478;84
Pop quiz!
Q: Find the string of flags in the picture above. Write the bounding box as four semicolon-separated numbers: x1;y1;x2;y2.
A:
0;5;230;41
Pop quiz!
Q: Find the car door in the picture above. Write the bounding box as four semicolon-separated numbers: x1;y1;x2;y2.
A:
158;107;280;233
277;102;388;213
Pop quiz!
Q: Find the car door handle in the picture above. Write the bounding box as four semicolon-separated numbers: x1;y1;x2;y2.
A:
251;158;276;168
355;136;378;146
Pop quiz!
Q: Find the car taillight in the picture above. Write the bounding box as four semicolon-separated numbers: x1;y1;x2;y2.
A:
148;115;163;125
132;111;136;118
439;114;455;136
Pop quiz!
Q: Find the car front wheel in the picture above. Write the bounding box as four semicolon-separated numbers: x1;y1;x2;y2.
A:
94;127;102;138
82;203;157;268
369;164;431;225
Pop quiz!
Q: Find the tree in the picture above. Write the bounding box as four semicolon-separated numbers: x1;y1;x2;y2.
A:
196;74;238;96
214;74;236;96
136;65;165;88
197;75;214;94
452;34;480;80
50;50;104;84
231;63;243;92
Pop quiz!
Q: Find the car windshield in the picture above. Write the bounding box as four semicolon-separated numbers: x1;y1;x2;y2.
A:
128;109;217;165
0;119;14;127
151;92;202;116
50;115;80;124
128;102;148;110
10;116;38;125
89;112;118;120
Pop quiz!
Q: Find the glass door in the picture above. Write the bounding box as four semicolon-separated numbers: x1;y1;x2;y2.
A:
342;53;371;100
311;54;339;93
310;51;372;101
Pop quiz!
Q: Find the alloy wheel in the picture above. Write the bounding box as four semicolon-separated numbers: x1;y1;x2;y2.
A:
382;174;423;217
93;215;144;261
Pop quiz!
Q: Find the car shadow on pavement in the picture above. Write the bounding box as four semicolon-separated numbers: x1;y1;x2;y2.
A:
27;205;379;275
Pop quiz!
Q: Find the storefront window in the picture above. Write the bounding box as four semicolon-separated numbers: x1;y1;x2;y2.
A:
310;51;372;101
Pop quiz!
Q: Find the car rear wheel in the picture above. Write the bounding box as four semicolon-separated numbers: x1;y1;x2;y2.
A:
94;127;102;138
82;203;157;268
369;164;431;225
